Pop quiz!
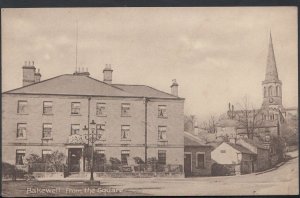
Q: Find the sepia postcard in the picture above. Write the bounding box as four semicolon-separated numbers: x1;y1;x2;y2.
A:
1;6;299;196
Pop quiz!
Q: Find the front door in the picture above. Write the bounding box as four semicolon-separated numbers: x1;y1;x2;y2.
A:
68;148;82;172
184;153;192;177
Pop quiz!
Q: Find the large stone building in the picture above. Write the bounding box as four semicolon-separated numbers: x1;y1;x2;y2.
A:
2;63;185;174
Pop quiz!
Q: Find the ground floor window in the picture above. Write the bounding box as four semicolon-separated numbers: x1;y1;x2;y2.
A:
42;150;52;161
158;150;166;165
95;150;106;163
16;149;26;165
121;150;130;165
196;153;205;168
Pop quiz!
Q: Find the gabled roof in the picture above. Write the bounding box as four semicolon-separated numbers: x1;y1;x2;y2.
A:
240;137;268;150
226;142;256;155
113;84;181;99
4;75;132;97
184;132;211;147
3;74;183;99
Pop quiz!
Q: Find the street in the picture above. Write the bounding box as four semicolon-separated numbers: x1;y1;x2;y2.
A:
2;151;298;196
102;151;299;196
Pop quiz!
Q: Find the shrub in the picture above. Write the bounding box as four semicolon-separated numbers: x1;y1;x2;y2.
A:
2;162;27;180
133;157;144;164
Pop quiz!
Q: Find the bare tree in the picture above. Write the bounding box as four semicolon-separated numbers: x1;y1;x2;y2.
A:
233;96;264;139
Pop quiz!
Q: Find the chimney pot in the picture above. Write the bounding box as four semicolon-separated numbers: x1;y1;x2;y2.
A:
103;64;113;84
170;79;179;96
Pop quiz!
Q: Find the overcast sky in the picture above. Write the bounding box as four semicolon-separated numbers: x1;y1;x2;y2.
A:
1;7;298;121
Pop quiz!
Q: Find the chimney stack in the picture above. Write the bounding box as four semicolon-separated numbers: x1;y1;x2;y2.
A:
103;64;113;84
22;61;36;86
34;68;41;83
170;79;179;96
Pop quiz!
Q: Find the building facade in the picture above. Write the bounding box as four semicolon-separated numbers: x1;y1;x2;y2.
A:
2;63;185;174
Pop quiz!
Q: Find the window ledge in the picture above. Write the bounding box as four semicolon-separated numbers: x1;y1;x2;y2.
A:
158;116;168;119
121;139;131;141
16;138;27;140
121;115;131;117
17;113;29;115
96;115;107;117
43;113;54;116
158;140;168;142
70;114;82;116
42;137;53;140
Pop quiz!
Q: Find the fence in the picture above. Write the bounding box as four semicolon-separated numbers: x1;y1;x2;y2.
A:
86;163;183;173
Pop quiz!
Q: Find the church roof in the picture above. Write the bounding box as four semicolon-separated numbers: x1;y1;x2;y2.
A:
264;32;280;82
3;74;183;99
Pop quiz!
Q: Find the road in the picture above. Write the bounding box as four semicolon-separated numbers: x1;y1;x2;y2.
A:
102;151;299;196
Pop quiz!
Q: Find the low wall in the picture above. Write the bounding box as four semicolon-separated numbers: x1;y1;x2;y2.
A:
32;172;64;179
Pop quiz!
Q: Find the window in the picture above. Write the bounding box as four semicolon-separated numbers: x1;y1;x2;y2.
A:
121;150;130;165
268;86;272;96
121;125;130;140
42;150;52;161
96;103;106;116
220;150;226;153
197;153;205;168
71;124;80;135
43;123;52;138
264;87;267;97
43;101;53;114
95;150;106;163
16;149;25;165
158;105;167;118
121;103;130;116
96;124;105;139
158;150;166;165
17;100;27;114
158;126;167;141
17;123;27;139
71;102;80;115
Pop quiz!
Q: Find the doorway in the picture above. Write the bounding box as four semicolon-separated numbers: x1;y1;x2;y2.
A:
184;153;192;177
68;148;82;172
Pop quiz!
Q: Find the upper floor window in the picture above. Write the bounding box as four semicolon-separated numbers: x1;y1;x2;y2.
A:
158;150;166;165
158;126;167;141
220;150;226;153
121;103;130;117
43;101;53;114
71;124;80;135
196;153;205;168
17;123;27;139
121;125;130;140
96;124;105;139
17;100;27;114
158;105;167;118
16;149;26;165
71;102;80;115
43;123;52;139
96;103;106;116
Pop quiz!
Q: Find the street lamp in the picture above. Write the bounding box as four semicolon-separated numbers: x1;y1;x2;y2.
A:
83;120;102;181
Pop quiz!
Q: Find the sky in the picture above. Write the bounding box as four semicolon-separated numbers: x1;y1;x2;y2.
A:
1;7;298;121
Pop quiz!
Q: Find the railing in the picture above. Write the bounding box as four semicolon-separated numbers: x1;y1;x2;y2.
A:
86;163;183;173
28;163;65;173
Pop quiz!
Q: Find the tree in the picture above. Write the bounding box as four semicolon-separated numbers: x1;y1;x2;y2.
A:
233;96;264;139
45;151;66;172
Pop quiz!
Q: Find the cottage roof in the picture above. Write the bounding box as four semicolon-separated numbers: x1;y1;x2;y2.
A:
227;142;256;155
184;132;211;147
240;137;268;150
4;74;183;99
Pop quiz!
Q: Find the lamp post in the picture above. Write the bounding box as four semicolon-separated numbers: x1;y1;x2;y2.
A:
83;120;101;181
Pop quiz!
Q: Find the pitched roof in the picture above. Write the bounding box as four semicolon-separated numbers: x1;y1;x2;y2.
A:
264;32;280;82
4;75;132;97
227;142;256;155
240;137;268;150
4;74;183;99
216;119;240;127
113;84;181;99
184;132;211;147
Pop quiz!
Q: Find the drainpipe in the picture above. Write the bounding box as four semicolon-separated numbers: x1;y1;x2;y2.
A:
85;97;91;172
144;97;148;164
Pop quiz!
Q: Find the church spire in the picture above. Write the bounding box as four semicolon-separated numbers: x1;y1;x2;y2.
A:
265;31;279;81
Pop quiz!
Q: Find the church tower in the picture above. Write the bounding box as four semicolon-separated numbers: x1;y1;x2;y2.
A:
261;32;285;122
262;32;283;109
